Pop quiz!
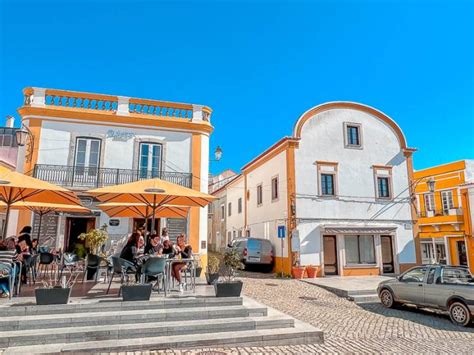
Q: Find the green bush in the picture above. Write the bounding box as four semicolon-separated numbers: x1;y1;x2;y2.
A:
222;249;244;282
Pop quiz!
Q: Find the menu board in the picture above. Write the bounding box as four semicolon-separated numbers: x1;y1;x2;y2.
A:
32;213;59;248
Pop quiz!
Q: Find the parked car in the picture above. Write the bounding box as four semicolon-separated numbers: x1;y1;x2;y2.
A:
378;265;474;326
227;238;274;272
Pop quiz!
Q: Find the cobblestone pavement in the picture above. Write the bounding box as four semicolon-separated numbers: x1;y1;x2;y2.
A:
137;272;474;354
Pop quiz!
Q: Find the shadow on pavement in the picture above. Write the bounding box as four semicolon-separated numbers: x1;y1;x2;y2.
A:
358;302;474;332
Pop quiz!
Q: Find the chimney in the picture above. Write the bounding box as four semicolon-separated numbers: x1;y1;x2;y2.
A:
6;116;15;128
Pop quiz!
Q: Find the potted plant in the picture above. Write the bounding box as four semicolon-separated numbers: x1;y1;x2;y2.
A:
305;265;319;278
121;281;152;301
194;254;203;278
214;249;244;297
35;270;79;305
79;224;109;280
206;254;220;285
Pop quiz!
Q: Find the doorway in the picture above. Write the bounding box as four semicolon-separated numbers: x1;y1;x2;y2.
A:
133;218;160;235
457;241;468;266
323;235;338;275
65;217;96;253
381;235;395;274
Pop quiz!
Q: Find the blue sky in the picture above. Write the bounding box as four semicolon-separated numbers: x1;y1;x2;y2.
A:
0;0;473;174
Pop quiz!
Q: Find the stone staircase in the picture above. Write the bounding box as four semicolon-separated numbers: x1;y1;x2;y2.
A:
0;297;323;353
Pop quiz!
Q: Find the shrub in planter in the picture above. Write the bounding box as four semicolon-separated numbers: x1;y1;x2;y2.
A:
206;254;220;285
121;283;152;301
35;270;79;305
214;249;244;297
194;255;203;278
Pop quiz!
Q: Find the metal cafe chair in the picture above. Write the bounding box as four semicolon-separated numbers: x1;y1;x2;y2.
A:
140;257;167;296
106;256;136;295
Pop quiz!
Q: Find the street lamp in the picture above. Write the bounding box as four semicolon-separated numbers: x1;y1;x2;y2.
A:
211;146;223;162
12;117;35;163
427;178;436;193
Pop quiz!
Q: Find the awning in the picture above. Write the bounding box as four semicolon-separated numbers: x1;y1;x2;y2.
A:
323;226;398;234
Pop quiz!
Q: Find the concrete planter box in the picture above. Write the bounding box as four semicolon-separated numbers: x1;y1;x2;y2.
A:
121;284;152;301
35;287;71;305
214;280;243;297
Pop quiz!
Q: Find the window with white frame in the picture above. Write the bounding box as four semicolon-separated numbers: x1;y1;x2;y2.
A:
424;193;435;211
271;176;279;201
317;162;338;196
238;197;242;214
344;235;376;264
233;230;236;239
139;142;162;178
421;242;434;264
220;204;225;221
228;202;232;217
373;166;392;199
257;184;263;206
238;229;242;238
74;138;101;175
441;190;454;211
344;122;362;148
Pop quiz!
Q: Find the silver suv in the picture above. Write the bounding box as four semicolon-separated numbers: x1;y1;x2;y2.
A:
378;265;474;326
228;238;274;272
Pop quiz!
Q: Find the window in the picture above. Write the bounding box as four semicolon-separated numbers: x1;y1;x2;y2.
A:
400;267;427;283
271;176;279;201
227;231;232;244
228;202;232;217
421;242;434;264
344;235;376;264
233;230;236;239
440;267;473;285
238;198;242;214
139;143;162;179
257;184;263;206
220;204;225;221
321;174;335;196
74;138;101;174
441;190;454;211
238;229;242;238
426;268;436;284
424;193;435;211
246;229;251;237
377;177;390;198
344;123;362;148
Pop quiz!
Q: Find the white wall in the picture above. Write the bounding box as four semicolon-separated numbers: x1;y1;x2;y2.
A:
225;175;245;238
294;107;416;266
37;120;192;173
246;150;288;257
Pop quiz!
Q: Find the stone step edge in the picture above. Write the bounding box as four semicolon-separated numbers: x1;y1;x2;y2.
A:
0;316;295;347
2;325;324;354
0;305;264;323
0;297;243;317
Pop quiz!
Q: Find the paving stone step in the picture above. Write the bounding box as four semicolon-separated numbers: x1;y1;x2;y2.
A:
2;325;323;354
0;297;243;317
0;305;267;331
348;294;380;304
0;316;294;348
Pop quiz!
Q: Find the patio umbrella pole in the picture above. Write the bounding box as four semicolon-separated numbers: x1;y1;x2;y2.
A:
150;194;157;236
2;202;11;240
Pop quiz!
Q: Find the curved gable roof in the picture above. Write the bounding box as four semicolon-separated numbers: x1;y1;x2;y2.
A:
293;101;408;149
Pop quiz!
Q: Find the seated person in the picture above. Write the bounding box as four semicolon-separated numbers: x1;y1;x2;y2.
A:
120;232;144;265
171;234;193;292
31;239;38;254
162;239;175;256
144;234;163;256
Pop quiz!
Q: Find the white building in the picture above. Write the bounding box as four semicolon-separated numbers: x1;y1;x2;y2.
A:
15;87;213;262
224;102;417;276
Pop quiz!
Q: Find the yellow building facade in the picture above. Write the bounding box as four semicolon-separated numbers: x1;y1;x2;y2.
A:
414;160;474;273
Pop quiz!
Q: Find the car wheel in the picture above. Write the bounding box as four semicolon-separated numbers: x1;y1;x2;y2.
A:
449;301;472;327
380;289;396;308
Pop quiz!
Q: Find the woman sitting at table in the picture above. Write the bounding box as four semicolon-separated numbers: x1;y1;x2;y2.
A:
145;234;163;256
120;232;145;264
171;234;193;292
162;239;174;256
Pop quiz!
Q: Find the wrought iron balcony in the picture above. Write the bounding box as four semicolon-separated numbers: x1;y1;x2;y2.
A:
417;208;463;218
32;164;192;189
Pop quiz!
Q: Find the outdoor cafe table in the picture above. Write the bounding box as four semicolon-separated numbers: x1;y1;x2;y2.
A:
165;258;196;294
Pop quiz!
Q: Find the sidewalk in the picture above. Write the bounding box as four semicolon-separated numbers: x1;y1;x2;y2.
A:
301;275;394;303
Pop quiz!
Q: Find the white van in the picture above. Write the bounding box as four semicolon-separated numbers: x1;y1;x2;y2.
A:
228;238;274;272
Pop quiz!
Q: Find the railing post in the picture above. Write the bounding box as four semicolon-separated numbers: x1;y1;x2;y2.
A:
71;165;75;187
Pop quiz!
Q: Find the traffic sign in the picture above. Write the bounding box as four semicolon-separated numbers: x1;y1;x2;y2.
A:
277;225;286;239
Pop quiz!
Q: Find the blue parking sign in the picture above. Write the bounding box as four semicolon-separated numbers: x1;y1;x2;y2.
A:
277;225;286;238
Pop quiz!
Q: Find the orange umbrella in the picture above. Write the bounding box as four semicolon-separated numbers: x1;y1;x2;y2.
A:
87;178;215;234
97;203;189;219
0;166;81;239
